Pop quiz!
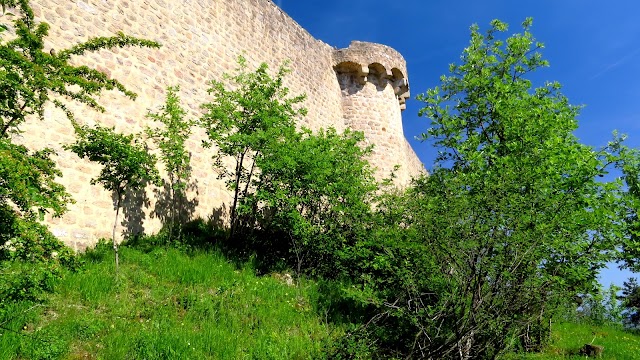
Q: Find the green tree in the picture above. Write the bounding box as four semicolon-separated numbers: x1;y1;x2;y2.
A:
66;125;159;271
199;56;306;238
242;127;377;276
356;18;623;358
145;86;194;240
616;147;640;327
574;284;624;326
616;145;640;271
0;0;159;231
619;277;640;328
0;0;159;138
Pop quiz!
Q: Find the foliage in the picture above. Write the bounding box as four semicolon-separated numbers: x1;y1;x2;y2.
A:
65;124;159;270
0;204;77;267
620;278;640;328
0;0;159;266
323;187;446;359
241;127;377;276
571;284;625;327
198;57;377;280
616;145;640;272
0;260;58;307
0;205;80;331
503;322;640;359
66;124;160;198
338;18;624;359
412;17;622;355
199;56;306;238
0;0;160;139
613;118;640;330
0;139;72;220
145;86;194;239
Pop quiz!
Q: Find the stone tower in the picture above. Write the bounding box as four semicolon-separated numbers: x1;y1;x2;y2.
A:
333;41;413;184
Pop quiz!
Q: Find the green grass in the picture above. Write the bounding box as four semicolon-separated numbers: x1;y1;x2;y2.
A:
4;242;640;359
504;322;640;360
0;244;336;359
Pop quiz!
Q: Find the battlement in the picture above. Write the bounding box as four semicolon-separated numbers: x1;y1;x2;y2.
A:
334;41;410;110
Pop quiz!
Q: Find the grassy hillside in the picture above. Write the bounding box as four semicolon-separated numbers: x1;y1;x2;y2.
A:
0;243;336;360
3;240;640;359
505;323;640;360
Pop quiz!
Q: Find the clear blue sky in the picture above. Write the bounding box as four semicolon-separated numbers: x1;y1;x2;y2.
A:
277;0;640;287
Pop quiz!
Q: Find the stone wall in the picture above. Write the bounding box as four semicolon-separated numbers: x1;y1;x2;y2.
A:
11;0;424;250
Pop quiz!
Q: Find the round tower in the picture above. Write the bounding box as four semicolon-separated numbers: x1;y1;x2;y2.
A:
333;41;413;183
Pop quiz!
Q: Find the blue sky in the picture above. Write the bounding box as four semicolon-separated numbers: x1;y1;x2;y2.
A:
278;0;640;287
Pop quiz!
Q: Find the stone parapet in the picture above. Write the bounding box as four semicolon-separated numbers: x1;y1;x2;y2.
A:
334;41;410;110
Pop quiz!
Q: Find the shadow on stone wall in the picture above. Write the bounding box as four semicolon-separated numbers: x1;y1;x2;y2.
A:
336;72;365;95
335;71;388;95
208;202;228;230
118;184;151;238
151;179;199;231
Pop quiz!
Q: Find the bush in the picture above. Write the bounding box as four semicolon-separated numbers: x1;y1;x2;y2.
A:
0;204;78;267
0;260;59;304
0;204;79;311
241;127;376;277
576;284;624;326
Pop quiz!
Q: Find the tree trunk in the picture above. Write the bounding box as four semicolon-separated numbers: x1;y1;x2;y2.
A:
112;192;122;273
169;173;175;241
229;152;246;239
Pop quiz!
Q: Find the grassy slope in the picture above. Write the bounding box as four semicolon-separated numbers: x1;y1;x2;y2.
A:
505;323;640;360
3;243;640;359
0;245;335;360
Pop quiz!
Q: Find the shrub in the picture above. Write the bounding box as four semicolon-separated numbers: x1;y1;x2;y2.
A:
242;127;376;276
199;56;306;239
0;204;78;267
0;204;79;312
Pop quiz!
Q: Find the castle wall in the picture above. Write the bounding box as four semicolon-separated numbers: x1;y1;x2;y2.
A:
11;0;424;250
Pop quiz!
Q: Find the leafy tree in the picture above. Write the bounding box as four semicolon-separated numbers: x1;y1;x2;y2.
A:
416;18;622;356
199;56;306;238
242;127;377;276
65;124;159;271
616;145;640;272
0;0;159;232
145;86;194;240
0;0;159;138
574;283;624;326
346;18;623;359
619;277;640;328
